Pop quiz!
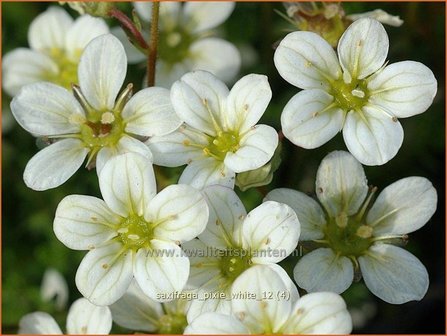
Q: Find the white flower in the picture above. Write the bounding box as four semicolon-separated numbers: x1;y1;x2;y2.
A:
122;2;241;88
265;150;437;304
18;297;112;334
147;70;278;189
182;185;300;320
185;265;352;334
2;7;109;96
347;9;403;27
274;18;437;166
53;152;209;305
110;281;190;334
40;268;69;311
10;34;181;191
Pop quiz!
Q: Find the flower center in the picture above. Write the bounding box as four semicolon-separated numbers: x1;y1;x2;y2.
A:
219;249;252;281
330;77;369;111
158;313;188;334
158;26;195;65
203;131;240;161
117;215;153;250
44;48;80;89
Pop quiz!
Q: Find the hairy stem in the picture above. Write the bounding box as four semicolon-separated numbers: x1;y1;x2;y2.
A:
147;1;160;87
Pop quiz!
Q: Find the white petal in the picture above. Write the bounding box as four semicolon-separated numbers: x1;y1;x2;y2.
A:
134;240;189;301
187;291;232;323
110;281;163;332
359;244;429;304
343;106;404;165
123;87;181;137
338;18;389;80
40;268;69;310
147;125;208;167
190;38;241;84
294;248;354;294
347;9;403;27
110;26;146;64
11;82;84;136
265;188;326;241
155;60;192;89
316;150;368;217
28;7;73;51
24;139;88;191
2;48;58;96
367;61;437;118
76;242;133;306
225;74;272;132
274;31;341;90
18;312;62;334
282;292;352;334
134;1;180;23
54;195;120;250
147;184;208;242
267;264;300;304
242;201;300;264
185;313;249;334
95;135;153;174
281;89;344;149
171;70;229;135
184;2;235;33
99;152;156;217
66;298;112;334
224;124;278;173
78;34;126;110
367;177;437;236
65;15;109;58
231;265;292;334
179;158;236;189
199;185;246;249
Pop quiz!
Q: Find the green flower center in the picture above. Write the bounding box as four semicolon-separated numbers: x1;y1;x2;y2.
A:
158;313;188;334
117;215;153;251
219;249;252;281
158;26;195;65
44;48;80;89
330;77;369;111
204;131;240;161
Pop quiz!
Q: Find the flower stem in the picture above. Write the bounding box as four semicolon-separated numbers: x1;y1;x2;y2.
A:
109;7;148;50
147;1;160;87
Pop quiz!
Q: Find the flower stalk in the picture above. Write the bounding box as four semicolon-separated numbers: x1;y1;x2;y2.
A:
147;1;160;87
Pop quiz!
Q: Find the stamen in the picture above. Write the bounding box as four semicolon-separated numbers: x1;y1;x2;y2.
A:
356;225;373;239
101;112;115;124
355;186;378;221
351;88;365;98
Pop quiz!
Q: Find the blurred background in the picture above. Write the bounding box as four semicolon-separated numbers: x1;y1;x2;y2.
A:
2;2;445;333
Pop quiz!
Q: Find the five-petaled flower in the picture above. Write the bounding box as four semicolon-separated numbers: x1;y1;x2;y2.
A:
274;18;437;166
3;7;109;96
53;153;209;305
148;70;278;189
185;265;352;334
11;33;181;191
266;150;437;304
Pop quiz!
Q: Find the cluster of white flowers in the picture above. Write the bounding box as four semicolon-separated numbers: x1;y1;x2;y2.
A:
5;2;439;335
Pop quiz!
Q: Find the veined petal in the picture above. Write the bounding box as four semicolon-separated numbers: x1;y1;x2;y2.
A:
346;9;403;27
199;185;246;249
338;18;388;80
78;34;127;110
24;139;88;191
99;153;156;217
28;7;73;51
231;265;292;334
359;244;429;304
267;264;300;304
184;2;235;33
367;177;437;236
187;290;232;323
54;195;120;250
147;125;208;167
171;70;229;135
242;201;300;264
147;184;208;242
190;38;241;85
96;135;153;174
281;89;344;149
265;188;326;241
18;312;62;334
274;31;341;90
282;292;352;334
75;242;133;306
316;150;368;217
110;281;163;332
123;87;181;137
343;106;404;166
2;49;58;97
185;313;249;334
179;158;236;189
11;82;84;136
225;74;271;132
225;124;278;173
66;298;112;334
367;61;437;118
134;240;189;301
294;248;354;294
65;15;109;58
